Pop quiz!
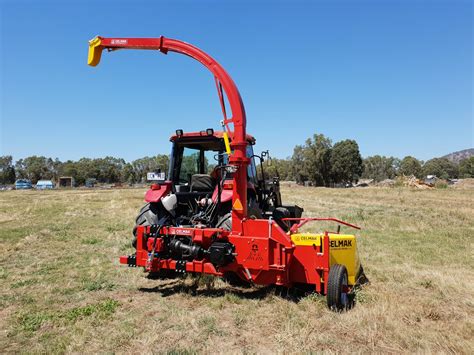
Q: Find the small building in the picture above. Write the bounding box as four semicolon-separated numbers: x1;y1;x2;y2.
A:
15;179;32;190
36;180;55;190
58;176;75;188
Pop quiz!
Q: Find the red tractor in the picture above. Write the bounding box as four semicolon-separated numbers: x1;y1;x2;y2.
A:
88;36;365;310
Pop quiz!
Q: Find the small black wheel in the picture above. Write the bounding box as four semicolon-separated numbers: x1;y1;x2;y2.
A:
327;264;350;311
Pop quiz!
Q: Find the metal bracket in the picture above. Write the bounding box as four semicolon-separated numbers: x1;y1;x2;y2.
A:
176;260;187;273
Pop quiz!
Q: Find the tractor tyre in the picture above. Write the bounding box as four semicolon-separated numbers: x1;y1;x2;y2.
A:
132;202;161;248
327;264;351;311
216;212;232;231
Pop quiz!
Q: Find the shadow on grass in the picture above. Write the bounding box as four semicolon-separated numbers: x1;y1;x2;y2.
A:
138;276;315;303
138;279;274;300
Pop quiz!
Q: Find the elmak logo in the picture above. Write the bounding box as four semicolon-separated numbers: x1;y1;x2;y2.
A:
330;240;353;248
111;39;128;45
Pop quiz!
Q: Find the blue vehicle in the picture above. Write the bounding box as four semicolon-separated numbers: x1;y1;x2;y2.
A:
15;179;33;190
36;180;55;190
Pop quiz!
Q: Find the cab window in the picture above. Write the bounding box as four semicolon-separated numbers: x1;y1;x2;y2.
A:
179;147;200;183
246;145;258;184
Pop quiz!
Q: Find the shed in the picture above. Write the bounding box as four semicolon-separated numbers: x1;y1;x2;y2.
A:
58;176;75;188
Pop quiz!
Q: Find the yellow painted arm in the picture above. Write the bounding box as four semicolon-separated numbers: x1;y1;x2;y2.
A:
88;37;103;66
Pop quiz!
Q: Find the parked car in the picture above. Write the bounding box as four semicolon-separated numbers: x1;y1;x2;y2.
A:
15;179;33;190
36;180;55;190
85;178;97;188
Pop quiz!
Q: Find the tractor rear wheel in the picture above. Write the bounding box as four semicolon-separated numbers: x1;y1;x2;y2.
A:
327;264;350;311
132;202;161;248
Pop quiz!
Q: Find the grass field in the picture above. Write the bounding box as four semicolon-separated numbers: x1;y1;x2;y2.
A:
1;184;473;353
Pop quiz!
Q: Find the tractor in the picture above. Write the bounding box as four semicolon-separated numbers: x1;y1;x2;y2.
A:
88;36;366;310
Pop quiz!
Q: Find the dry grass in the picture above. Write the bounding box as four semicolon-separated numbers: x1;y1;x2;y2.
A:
0;185;473;353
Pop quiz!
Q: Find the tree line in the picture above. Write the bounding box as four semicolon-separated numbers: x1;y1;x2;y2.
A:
261;134;473;184
0;155;169;185
1;133;473;186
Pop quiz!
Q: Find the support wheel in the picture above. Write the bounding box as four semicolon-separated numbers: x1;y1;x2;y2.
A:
327;264;351;311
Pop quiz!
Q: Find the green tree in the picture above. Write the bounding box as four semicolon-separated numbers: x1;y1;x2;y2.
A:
399;156;423;177
292;134;332;186
422;158;458;179
0;156;16;184
16;156;55;183
260;158;294;181
330;140;363;184
361;155;399;181
291;145;308;184
122;163;136;184
458;157;474;178
131;155;169;183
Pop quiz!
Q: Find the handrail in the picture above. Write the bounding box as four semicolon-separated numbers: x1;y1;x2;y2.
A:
282;217;361;234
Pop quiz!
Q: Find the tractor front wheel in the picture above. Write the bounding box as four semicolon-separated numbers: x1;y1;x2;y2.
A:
327;264;351;311
132;202;162;248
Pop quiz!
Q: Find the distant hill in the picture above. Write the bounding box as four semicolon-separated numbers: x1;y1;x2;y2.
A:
442;148;474;164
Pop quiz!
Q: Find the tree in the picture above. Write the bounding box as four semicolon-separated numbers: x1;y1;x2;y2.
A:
122;163;136;184
361;155;399;181
292;134;332;186
0;156;16;184
422;158;458;179
399;156;423;177
330;140;363;184
291;145;308;184
131;155;169;183
260;158;294;181
16;156;55;183
458;157;474;178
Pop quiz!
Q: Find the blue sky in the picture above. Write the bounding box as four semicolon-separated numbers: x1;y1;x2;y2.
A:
1;0;472;162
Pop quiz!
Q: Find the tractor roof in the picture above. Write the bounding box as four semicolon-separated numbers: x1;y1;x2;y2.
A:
170;130;256;144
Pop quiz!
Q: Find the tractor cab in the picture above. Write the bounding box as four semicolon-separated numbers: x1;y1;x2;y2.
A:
163;129;267;226
168;129;257;195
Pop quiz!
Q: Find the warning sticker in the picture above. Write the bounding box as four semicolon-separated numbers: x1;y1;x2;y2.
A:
232;198;243;211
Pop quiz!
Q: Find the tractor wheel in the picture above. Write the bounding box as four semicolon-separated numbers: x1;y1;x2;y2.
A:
131;202;161;248
216;212;232;230
327;264;351;311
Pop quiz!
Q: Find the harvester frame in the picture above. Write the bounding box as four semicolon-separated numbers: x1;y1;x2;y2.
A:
88;36;365;310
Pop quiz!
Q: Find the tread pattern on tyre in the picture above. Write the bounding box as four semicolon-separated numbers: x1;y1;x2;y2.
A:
327;264;348;311
132;203;161;248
